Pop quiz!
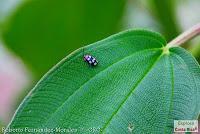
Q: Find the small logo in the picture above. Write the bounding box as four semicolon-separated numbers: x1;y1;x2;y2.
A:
174;120;198;132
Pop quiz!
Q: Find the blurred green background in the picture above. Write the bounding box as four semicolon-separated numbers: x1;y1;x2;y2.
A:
0;0;200;127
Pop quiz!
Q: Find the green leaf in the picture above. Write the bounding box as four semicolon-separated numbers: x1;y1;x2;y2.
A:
1;0;126;77
7;30;200;133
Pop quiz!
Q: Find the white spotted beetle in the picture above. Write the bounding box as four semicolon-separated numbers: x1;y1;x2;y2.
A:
82;48;98;66
83;54;98;66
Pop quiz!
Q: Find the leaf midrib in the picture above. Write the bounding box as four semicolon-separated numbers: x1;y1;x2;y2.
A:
164;55;174;133
101;51;164;133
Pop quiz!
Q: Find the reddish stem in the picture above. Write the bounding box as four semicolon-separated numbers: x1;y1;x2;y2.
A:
167;23;200;47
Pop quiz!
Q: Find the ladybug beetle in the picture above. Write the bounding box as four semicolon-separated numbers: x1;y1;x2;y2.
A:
83;54;98;66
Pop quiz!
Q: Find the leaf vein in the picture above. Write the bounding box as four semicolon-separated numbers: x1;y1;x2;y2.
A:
101;52;164;132
41;48;161;127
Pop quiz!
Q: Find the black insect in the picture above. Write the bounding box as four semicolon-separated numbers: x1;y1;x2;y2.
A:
83;54;98;66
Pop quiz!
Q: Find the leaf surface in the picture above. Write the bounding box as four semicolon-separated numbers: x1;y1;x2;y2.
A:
7;30;200;133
